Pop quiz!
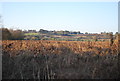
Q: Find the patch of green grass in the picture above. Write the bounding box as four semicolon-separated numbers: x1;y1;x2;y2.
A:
24;33;39;36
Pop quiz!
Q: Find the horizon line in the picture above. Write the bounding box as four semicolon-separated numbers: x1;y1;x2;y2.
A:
1;27;117;34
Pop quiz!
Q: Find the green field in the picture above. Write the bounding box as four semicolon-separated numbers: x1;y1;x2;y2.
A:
24;33;39;36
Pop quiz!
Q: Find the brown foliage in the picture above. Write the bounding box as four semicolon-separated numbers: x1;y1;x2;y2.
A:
1;28;12;40
2;40;119;79
2;40;118;56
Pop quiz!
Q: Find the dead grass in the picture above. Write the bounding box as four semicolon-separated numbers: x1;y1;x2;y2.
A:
2;40;119;79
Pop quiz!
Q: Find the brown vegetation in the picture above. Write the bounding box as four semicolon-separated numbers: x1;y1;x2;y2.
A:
2;40;119;79
0;28;24;40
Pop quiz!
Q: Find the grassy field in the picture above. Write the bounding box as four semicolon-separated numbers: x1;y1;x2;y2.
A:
24;33;39;36
2;40;119;79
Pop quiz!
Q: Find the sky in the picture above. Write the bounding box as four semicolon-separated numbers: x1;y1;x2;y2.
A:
0;2;118;33
0;0;119;2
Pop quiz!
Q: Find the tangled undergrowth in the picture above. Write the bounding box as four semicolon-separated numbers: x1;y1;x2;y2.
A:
2;40;119;79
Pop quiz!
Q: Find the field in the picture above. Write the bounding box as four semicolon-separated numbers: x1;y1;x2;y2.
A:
24;33;39;36
2;40;119;79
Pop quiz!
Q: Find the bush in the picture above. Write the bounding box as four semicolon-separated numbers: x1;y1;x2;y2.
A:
0;28;12;40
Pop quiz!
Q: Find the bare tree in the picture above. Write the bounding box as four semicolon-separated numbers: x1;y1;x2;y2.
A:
0;15;3;28
108;33;114;46
93;36;98;42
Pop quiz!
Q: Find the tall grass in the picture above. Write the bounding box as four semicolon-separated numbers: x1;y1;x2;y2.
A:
2;40;119;79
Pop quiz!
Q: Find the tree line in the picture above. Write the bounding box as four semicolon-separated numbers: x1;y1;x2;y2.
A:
0;28;24;40
1;28;120;41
